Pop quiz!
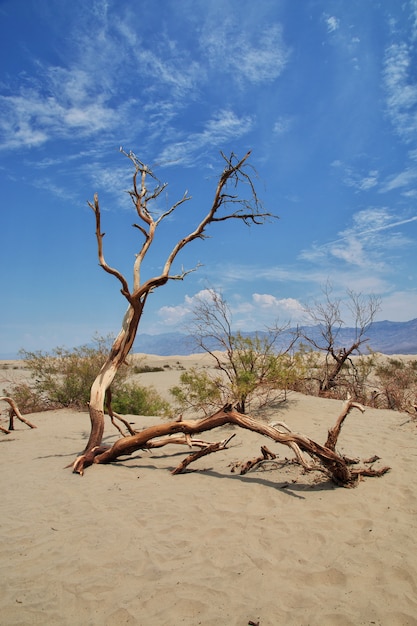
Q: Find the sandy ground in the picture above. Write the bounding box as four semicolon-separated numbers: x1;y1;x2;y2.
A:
1;355;417;625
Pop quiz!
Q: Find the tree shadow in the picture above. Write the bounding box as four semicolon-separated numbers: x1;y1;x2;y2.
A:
111;451;336;497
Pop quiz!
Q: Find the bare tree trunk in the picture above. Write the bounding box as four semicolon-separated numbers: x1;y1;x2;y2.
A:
85;303;141;451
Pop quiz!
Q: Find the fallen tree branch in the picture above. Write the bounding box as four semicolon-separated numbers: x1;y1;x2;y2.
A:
325;399;365;451
72;401;389;486
171;434;236;474
0;397;37;432
235;445;277;475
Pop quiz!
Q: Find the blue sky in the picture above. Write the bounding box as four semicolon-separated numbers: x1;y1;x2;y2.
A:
1;0;417;357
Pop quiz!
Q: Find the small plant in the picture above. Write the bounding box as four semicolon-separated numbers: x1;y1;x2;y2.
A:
170;368;224;415
2;382;51;414
133;364;165;374
5;336;172;416
374;358;417;413
13;334;127;410
112;382;171;416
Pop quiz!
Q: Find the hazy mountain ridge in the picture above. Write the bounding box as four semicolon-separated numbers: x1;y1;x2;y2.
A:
1;319;415;360
132;319;417;357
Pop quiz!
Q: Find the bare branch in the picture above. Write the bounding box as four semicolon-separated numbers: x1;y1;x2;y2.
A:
88;194;131;300
0;397;37;430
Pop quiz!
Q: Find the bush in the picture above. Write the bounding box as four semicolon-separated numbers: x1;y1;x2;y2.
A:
112;383;171;416
3;335;172;416
133;364;165;374
170;368;224;415
2;382;52;414
12;334;127;410
374;358;417;412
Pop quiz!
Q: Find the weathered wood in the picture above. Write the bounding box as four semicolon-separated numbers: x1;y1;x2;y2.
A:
0;397;37;431
172;434;236;474
325;399;365;451
72;402;389;487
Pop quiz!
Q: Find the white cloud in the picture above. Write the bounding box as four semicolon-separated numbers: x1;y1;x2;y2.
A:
252;293;304;316
157;110;254;166
377;290;417;322
332;161;380;192
273;116;293;135
155;288;305;331
157;289;215;326
202;22;289;85
383;41;417;142
381;167;417;192
299;207;417;276
325;15;340;33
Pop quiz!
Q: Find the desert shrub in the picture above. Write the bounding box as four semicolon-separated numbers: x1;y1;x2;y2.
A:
5;336;172;416
9;335;129;411
170;368;224;415
374;358;417;412
286;346;322;396
170;349;304;416
2;382;53;414
133;364;165;374
112;382;171;416
287;346;376;403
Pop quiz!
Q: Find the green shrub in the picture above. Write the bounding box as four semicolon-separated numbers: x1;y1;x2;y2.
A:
112;382;171;416
5;335;128;411
133;364;165;374
2;382;52;414
170;368;223;415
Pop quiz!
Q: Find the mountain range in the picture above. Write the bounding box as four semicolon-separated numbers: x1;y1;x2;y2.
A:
132;318;417;356
1;319;415;360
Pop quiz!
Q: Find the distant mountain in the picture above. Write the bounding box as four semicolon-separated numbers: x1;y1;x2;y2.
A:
132;319;417;356
2;319;415;360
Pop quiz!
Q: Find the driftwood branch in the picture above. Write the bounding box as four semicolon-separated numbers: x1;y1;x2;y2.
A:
72;400;390;486
234;445;277;475
0;397;37;432
172;434;236;474
325;400;365;451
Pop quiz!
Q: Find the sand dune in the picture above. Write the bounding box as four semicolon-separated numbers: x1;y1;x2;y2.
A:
1;356;417;625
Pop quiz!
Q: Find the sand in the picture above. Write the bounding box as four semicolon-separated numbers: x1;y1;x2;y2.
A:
1;355;417;625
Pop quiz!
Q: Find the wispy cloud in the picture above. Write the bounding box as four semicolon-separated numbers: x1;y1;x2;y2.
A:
0;3;203;152
201;21;289;85
381;166;417;192
157;110;254;166
273;116;293;135
331;160;380;192
300;207;417;271
324;14;340;33
383;40;417;142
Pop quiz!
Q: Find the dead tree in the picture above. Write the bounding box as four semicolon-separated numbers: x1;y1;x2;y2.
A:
75;150;275;473
72;152;388;487
301;283;380;393
72;400;390;486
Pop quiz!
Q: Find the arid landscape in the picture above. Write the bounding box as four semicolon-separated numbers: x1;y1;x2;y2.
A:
1;353;417;625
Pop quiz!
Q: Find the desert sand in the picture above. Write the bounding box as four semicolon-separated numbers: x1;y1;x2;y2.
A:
1;354;417;625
